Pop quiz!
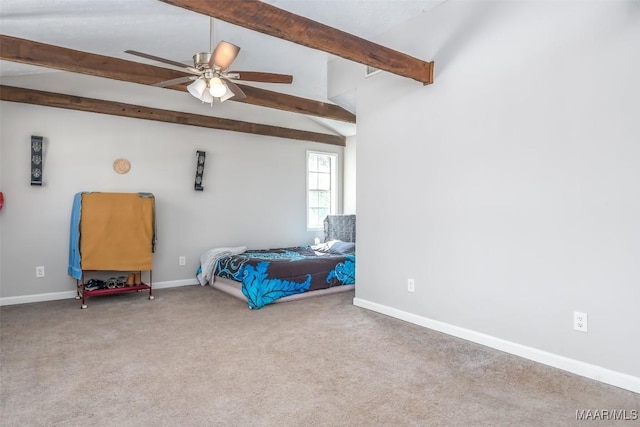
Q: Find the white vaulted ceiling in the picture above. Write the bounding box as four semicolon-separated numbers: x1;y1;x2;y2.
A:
0;0;445;134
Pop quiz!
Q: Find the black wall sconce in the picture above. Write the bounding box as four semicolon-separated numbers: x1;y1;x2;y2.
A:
30;135;44;186
195;150;206;191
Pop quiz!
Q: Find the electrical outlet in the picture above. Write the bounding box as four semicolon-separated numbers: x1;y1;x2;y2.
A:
574;311;588;332
407;278;415;292
35;266;45;278
179;256;186;266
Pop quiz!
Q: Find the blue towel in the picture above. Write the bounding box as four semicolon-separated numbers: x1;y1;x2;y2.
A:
67;192;85;279
138;192;157;252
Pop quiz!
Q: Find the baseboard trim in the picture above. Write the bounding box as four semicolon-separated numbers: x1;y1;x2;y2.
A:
0;279;199;306
152;279;199;290
353;297;640;394
0;291;79;306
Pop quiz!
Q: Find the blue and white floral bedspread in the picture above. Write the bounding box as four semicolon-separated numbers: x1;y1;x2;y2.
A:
215;246;355;309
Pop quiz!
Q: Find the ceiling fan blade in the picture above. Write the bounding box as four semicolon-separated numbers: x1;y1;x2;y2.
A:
125;50;200;75
209;41;240;71
221;77;246;102
153;76;197;87
228;71;293;84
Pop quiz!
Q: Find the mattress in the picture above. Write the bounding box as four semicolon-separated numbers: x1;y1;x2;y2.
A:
198;215;357;309
214;245;355;309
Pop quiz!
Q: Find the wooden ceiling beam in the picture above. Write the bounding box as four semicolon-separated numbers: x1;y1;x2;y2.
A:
0;34;355;123
0;85;346;146
158;0;434;85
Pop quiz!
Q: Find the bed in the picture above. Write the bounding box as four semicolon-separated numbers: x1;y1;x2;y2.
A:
197;215;356;309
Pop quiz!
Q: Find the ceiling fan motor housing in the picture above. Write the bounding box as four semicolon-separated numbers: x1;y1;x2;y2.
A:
193;52;212;70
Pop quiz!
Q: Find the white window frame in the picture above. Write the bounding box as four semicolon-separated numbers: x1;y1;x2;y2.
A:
306;150;338;230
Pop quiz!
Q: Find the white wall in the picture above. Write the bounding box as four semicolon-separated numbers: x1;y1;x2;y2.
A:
343;136;356;215
0;107;3;291
355;0;640;383
0;80;343;299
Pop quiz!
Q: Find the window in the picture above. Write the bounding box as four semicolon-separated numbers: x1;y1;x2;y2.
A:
307;151;337;229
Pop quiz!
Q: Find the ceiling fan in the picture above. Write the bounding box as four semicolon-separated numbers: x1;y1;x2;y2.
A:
125;34;293;105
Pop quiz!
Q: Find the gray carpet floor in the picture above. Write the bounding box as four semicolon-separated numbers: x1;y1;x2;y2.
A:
1;286;638;426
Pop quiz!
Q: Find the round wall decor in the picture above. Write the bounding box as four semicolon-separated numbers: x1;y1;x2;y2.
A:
113;158;131;174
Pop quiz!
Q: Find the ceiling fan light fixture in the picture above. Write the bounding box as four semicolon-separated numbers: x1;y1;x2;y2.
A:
219;88;235;103
209;77;228;98
200;88;214;104
187;77;207;99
